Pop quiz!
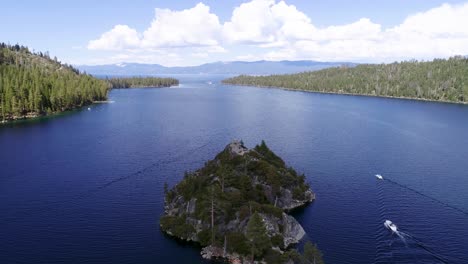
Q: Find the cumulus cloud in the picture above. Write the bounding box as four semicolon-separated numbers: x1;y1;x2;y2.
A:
88;25;140;50
141;3;221;48
88;3;221;50
390;3;468;38
228;1;468;62
222;0;316;44
222;0;279;44
86;1;468;64
378;3;468;60
314;18;382;41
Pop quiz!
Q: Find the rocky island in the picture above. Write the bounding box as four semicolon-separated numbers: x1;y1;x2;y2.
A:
160;140;323;263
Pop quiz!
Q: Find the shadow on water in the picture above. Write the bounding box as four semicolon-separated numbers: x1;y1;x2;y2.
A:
0;105;100;129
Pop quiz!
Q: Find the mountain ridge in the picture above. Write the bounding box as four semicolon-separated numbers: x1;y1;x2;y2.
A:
77;60;355;76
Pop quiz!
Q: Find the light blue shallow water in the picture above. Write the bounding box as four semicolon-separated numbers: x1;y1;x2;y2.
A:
1;75;467;263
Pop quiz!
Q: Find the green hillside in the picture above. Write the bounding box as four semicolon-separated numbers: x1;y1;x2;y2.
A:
0;43;109;122
107;77;179;88
223;57;468;104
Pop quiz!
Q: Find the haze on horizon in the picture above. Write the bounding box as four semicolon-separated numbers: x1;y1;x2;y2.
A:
2;0;468;66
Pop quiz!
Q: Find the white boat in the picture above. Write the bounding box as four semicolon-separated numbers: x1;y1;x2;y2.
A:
207;81;213;85
87;107;91;111
384;220;398;233
375;174;383;180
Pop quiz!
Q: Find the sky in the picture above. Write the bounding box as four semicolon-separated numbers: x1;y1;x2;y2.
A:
1;0;468;66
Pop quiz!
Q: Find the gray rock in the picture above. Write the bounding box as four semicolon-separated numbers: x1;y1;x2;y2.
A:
186;198;197;215
227;140;249;156
282;213;306;247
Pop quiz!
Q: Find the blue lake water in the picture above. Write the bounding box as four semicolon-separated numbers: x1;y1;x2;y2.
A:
1;75;468;263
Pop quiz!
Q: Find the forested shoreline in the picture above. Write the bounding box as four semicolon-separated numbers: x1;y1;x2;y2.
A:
223;57;468;104
107;77;179;89
0;43;181;123
0;43;109;122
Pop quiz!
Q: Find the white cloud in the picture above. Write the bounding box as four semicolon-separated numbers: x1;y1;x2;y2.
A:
233;1;468;62
269;1;316;41
141;3;222;48
222;0;315;44
390;3;468;38
223;0;278;44
88;25;140;50
379;2;468;60
88;3;221;51
314;18;382;41
85;1;468;65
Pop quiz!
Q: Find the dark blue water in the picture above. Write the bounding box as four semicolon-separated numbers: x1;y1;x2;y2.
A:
1;75;468;264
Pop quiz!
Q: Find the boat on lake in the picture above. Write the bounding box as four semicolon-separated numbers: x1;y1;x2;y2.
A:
384;220;398;233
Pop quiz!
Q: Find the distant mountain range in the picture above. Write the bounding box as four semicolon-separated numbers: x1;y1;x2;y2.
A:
77;60;355;76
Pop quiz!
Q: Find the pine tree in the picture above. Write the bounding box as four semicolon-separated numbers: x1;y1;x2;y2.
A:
0;43;109;121
303;241;324;264
246;212;271;260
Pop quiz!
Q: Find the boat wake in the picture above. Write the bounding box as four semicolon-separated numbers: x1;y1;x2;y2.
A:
384;220;417;248
74;123;250;198
383;220;449;264
383;177;468;217
374;175;465;263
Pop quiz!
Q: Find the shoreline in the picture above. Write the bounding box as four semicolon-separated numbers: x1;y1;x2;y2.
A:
0;101;105;125
223;82;468;106
0;85;178;125
111;84;179;89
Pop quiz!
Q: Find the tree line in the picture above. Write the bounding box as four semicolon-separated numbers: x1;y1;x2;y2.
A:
107;77;179;88
0;43;109;121
223;57;468;103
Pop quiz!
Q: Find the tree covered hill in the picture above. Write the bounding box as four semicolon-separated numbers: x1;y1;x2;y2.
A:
0;43;109;122
223;57;468;104
107;76;179;88
161;140;323;263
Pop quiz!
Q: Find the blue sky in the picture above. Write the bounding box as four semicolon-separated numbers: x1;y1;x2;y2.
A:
1;0;468;66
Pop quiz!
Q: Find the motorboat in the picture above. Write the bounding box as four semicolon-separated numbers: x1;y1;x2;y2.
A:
384;220;398;233
375;174;383;180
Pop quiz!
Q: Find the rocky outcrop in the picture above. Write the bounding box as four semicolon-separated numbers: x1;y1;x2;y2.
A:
259;212;306;248
160;140;316;263
282;214;306;246
201;246;243;263
228;140;249;156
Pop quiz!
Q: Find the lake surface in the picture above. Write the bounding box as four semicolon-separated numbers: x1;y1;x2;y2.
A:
1;75;468;264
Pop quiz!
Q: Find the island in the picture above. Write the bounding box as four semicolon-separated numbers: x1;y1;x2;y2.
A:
160;140;324;263
107;77;179;89
223;57;468;104
0;43;109;123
